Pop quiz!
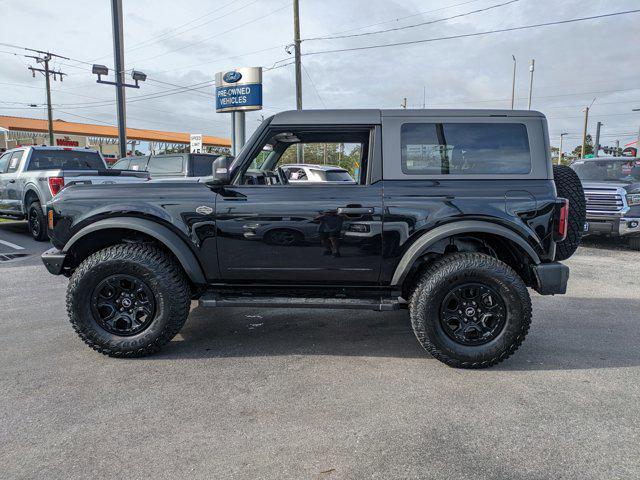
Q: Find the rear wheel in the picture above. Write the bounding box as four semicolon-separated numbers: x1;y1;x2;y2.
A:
66;243;191;357
409;253;532;368
28;201;48;241
553;164;586;260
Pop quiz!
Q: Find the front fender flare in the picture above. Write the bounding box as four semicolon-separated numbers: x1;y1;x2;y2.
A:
390;220;541;286
63;217;207;285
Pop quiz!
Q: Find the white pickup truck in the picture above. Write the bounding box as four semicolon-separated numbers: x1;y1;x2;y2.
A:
0;146;149;240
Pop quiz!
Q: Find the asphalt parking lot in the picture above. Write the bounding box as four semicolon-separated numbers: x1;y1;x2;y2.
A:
1;220;639;480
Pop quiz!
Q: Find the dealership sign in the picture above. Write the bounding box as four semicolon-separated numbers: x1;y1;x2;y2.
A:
215;67;262;113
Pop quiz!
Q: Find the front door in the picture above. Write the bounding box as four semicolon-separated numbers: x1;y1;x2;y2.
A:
215;126;382;285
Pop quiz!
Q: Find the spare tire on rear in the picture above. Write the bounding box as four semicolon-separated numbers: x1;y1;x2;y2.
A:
553;164;586;261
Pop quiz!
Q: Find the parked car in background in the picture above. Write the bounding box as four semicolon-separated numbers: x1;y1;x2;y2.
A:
280;164;356;184
0;146;148;240
570;157;640;250
111;153;228;180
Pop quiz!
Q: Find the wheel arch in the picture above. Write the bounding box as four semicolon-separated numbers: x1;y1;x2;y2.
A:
392;221;541;290
63;217;206;285
23;186;42;210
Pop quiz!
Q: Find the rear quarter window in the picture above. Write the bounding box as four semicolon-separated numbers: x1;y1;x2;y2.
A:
147;156;184;175
401;122;531;175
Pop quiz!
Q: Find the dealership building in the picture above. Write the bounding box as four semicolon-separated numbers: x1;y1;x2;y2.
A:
0;115;231;162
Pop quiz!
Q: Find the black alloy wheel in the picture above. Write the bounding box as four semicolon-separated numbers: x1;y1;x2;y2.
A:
90;274;156;336
439;283;507;346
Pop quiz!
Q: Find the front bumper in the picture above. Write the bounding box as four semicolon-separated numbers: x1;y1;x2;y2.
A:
41;248;67;275
585;215;640;237
532;262;569;295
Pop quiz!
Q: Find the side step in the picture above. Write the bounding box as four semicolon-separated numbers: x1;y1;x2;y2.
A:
199;293;402;311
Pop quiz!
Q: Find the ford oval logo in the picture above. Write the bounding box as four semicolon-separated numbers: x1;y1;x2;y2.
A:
223;71;242;83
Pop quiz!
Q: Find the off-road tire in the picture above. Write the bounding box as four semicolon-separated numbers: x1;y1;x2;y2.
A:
409;253;532;369
553;164;586;261
66;243;191;357
28;201;48;241
629;237;640;251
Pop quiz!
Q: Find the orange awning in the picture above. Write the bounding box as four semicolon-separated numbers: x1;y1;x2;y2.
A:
0;115;230;147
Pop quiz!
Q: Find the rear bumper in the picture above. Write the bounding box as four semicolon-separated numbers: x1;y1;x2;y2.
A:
532;262;569;295
41;248;67;275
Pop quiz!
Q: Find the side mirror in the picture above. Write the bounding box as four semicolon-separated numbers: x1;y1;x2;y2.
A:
208;156;233;186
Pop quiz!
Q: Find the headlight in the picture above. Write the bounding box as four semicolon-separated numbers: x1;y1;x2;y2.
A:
627;194;640;206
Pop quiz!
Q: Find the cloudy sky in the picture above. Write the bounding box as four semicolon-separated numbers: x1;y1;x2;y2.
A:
1;0;639;152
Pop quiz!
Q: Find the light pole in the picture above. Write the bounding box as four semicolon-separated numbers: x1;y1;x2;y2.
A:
527;59;535;110
633;108;640;157
511;55;516;109
558;132;568;165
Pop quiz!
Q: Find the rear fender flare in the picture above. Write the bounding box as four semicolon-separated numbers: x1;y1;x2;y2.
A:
391;220;541;286
63;217;206;285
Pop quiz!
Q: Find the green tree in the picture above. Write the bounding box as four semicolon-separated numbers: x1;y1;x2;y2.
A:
571;134;593;157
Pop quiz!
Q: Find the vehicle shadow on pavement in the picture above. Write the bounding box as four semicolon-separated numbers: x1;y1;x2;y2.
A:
153;296;640;371
580;236;637;252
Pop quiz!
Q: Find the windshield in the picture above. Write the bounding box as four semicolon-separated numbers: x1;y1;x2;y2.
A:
313;169;354;182
27;150;105;171
571;159;640;183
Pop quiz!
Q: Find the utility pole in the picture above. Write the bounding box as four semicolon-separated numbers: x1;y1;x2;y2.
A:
111;0;127;159
558;132;568;165
511;55;516;109
594;121;602;157
581;106;590;159
423;86;426;109
293;0;302;110
614;139;620;156
402;98;407;109
27;52;67;146
527;59;535;110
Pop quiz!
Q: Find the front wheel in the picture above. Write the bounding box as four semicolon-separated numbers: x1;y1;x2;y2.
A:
410;253;532;368
66;243;191;357
629;237;640;251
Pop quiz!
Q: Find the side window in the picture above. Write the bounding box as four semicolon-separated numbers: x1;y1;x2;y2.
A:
6;151;24;173
111;158;131;170
401;123;531;175
147;156;184;175
128;156;149;171
0;152;11;173
239;129;369;186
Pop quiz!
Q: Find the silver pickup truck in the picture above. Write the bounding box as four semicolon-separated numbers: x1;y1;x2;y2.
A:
0;146;148;240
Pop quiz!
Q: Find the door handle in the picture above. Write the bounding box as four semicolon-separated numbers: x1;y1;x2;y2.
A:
337;207;374;215
8;180;16;183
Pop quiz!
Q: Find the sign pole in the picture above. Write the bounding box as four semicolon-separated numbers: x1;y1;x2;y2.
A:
231;112;237;156
234;111;245;155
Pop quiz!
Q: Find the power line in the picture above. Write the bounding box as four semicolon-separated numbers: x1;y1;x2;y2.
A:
303;9;640;56
130;3;288;64
309;0;485;39
301;62;326;108
303;0;520;42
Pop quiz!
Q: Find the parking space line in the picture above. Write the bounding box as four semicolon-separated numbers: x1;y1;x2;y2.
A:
0;239;25;250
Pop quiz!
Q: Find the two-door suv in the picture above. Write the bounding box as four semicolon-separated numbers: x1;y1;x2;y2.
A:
42;109;585;368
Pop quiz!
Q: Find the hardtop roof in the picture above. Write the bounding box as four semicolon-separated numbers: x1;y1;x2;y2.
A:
269;108;545;125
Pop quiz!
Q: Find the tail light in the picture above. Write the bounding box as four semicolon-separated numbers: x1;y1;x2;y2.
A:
557;198;569;241
48;176;65;196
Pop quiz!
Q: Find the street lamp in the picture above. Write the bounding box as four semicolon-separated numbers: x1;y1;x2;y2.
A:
633;108;640;157
558;132;568;165
511;55;516;109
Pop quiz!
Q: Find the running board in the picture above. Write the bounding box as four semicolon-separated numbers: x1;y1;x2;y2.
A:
198;293;402;311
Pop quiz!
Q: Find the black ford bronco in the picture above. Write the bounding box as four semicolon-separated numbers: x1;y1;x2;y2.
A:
41;109;585;368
